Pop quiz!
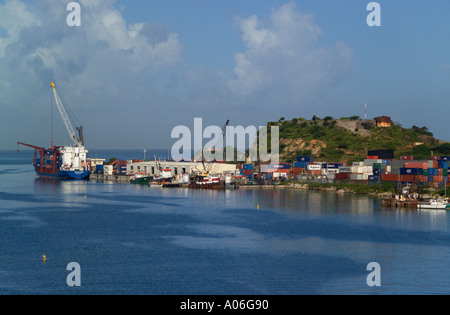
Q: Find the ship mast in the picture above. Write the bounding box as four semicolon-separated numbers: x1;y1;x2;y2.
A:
50;82;83;147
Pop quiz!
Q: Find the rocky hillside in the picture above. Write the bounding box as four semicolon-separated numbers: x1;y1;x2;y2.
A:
265;116;449;163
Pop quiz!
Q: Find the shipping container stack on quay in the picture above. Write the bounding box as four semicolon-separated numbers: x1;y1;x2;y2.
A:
89;148;449;190
254;149;449;188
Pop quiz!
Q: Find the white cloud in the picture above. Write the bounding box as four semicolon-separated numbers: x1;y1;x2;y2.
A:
0;0;183;109
0;0;185;148
228;2;354;103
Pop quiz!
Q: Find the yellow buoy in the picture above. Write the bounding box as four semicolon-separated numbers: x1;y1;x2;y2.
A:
257;205;260;210
42;255;47;263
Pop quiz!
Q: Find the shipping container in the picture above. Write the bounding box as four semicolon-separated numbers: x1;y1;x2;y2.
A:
381;174;400;182
338;166;351;173
308;164;322;171
441;156;449;161
429;156;441;161
405;162;428;169
293;162;309;169
438;160;448;169
322;169;338;175
368;149;394;159
242;164;253;170
367;156;378;160
335;173;350;181
399;168;422;175
241;169;253;175
429;168;439;176
382;160;392;166
434;176;444;182
291;167;306;175
400;156;414;161
351;166;373;174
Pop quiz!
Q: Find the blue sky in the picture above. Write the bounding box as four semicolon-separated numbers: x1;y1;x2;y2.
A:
0;0;449;150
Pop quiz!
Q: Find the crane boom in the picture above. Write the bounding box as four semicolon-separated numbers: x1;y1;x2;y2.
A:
50;82;81;147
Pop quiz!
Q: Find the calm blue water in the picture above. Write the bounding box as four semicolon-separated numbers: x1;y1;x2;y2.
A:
1;150;450;295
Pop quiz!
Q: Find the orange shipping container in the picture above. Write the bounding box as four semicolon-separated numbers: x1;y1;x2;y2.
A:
399;175;416;182
381;174;400;182
405;162;428;169
434;176;444;182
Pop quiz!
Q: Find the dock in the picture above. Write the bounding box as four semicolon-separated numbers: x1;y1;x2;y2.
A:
381;198;418;208
90;173;131;183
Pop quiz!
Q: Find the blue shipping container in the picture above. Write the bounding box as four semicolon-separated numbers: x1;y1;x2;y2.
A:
243;164;253;170
429;168;439;176
293;162;309;169
400;168;421;175
438;160;448;169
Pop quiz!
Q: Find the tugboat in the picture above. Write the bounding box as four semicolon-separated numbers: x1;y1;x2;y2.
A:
17;82;90;180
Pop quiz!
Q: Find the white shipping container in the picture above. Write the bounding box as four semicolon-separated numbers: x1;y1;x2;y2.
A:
322;169;339;175
308;164;322;171
338;166;351;173
351;166;372;174
104;165;113;175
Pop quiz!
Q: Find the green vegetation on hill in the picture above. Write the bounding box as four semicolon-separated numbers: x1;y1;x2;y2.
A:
265;116;448;163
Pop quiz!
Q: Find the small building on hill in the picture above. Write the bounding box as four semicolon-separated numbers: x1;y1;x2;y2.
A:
376;116;392;128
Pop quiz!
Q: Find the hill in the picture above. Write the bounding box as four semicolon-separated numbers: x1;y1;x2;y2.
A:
265;116;449;164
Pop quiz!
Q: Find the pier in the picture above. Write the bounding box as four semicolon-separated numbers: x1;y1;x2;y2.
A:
90;173;131;183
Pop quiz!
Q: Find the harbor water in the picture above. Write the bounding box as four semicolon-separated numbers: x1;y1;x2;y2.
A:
1;150;450;295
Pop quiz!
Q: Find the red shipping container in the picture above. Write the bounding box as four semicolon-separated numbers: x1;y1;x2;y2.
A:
241;169;253;175
382;174;400;182
367;156;378;159
405;162;428;169
434;176;444;182
399;175;416;182
292;167;305;174
429;156;441;161
400;156;414;160
335;173;350;180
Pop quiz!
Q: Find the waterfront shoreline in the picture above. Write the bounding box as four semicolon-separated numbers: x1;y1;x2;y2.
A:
238;182;393;198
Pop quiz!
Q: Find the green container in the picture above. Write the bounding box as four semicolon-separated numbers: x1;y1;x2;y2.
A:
373;163;383;170
444;169;448;176
423;169;429;176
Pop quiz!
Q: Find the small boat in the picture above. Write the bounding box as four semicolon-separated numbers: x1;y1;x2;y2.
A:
130;173;153;185
418;199;449;210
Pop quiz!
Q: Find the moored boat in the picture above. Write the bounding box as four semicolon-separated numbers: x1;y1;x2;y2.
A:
418;199;449;210
18;82;90;180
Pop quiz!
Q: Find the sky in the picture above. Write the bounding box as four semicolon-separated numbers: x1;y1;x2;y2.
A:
0;0;449;150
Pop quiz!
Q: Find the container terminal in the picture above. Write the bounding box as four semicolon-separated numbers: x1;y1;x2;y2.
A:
17;82;449;209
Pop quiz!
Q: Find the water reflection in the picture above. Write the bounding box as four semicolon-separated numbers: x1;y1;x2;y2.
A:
236;188;379;217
